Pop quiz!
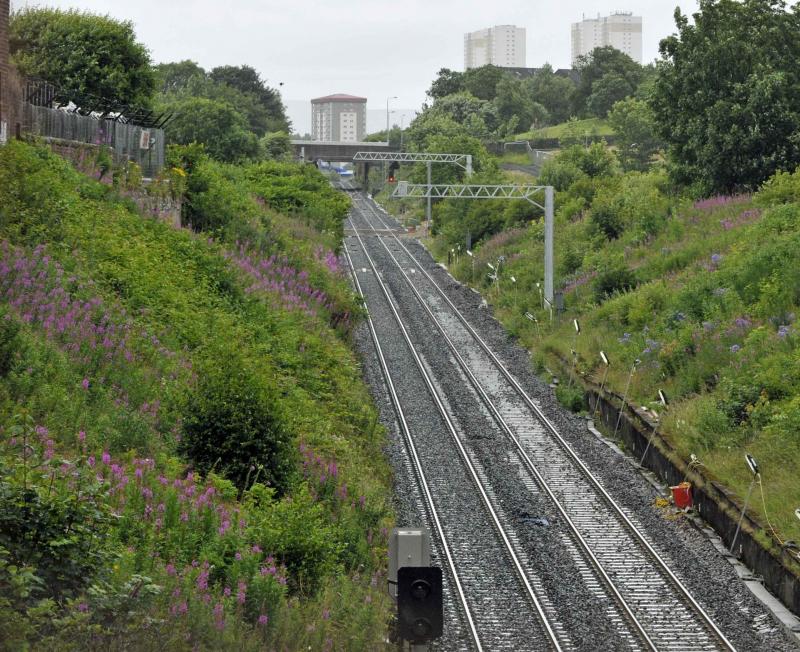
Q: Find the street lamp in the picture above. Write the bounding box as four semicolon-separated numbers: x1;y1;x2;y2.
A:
386;96;398;138
400;114;408;151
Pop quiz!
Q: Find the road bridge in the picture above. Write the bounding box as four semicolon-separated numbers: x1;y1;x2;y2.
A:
291;140;395;163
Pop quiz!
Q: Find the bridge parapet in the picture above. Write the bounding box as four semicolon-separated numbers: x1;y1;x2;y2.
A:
291;140;395;162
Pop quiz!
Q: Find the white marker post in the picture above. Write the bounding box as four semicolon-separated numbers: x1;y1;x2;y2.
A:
640;389;668;466
525;312;541;340
593;351;611;420
613;358;640;440
730;454;760;555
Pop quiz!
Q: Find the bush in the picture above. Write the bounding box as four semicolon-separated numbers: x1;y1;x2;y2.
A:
593;261;636;302
180;352;295;494
755;168;800;207
0;461;112;601
556;384;585;412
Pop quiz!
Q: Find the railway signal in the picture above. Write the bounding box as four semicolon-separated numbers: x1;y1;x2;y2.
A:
397;566;443;643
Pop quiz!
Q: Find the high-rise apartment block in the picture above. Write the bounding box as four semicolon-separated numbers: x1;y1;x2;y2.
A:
311;94;367;142
571;12;642;64
464;25;526;69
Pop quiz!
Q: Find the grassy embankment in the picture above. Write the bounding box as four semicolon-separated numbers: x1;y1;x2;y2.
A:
515;117;614;141
0;141;394;650
381;144;800;559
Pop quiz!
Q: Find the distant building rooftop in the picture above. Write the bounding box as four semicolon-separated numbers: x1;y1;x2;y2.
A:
311;93;367;103
505;67;580;83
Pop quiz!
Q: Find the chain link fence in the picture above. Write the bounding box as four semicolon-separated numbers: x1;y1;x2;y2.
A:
21;102;165;178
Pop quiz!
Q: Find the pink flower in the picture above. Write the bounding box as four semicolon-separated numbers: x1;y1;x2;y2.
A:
87;455;95;468
235;552;242;561
223;586;231;597
258;614;268;626
78;430;86;443
166;563;176;576
81;377;89;390
76;602;89;613
101;451;111;465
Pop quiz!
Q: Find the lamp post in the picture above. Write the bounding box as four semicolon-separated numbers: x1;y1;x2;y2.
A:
400;114;408;151
386;96;398;139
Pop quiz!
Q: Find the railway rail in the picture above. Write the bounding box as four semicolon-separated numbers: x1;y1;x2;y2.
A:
344;185;735;651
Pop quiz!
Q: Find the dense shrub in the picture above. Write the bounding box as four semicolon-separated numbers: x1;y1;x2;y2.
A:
180;352;294;494
593;261;637;302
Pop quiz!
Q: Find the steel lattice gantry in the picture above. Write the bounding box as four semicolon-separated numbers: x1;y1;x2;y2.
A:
390;182;556;309
393;182;547;203
353;151;473;175
354;150;474;228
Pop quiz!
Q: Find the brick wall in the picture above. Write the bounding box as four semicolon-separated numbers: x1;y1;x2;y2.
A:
0;0;10;141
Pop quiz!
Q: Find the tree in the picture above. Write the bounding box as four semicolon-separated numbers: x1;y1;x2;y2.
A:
428;68;465;99
586;73;636;118
210;65;289;133
608;97;663;171
163;97;260;163
463;65;506;101
495;76;539;131
153;60;206;95
651;0;800;193
525;64;576;124
573;46;642;117
261;131;292;160
10;8;154;108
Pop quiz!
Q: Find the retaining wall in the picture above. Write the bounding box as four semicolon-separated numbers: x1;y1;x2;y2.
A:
578;373;800;617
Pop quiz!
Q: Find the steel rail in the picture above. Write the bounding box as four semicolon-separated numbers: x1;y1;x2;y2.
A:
360;213;658;651
346;215;565;652
342;228;483;651
354;193;736;652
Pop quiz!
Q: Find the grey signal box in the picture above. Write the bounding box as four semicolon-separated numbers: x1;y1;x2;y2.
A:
389;528;430;600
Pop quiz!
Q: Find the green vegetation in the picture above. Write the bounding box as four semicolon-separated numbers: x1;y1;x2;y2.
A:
414;47;651;146
652;0;800;193
0;140;392;649
416;146;800;553
10;7;155;108
154;63;291;163
515;118;614;141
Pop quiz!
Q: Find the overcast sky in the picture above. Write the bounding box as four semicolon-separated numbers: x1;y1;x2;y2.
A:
12;1;700;133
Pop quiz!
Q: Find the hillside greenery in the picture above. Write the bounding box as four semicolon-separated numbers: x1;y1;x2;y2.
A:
376;1;800;560
0;140;393;650
10;7;155;108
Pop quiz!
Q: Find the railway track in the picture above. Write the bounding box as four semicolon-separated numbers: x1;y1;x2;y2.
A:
345;217;566;651
345;188;736;651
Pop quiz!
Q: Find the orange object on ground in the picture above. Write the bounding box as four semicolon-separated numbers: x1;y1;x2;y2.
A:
671;482;693;509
